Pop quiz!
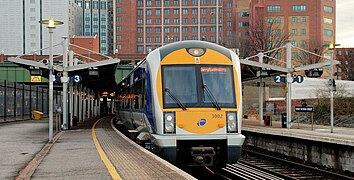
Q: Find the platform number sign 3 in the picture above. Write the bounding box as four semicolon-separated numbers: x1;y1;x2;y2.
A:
73;75;82;83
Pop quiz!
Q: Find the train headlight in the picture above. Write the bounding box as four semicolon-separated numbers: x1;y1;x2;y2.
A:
164;112;176;133
187;48;206;57
226;112;237;133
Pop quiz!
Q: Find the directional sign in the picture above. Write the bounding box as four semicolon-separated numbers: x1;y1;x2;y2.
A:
274;75;285;83
295;106;314;112
293;75;304;83
72;75;82;83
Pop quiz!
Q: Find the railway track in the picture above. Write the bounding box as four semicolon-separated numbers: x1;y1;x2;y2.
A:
217;148;354;180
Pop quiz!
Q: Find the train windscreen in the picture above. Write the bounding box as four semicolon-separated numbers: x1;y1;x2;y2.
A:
162;65;236;109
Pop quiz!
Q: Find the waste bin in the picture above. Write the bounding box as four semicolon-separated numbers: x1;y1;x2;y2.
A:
32;111;43;120
281;113;287;128
72;116;78;126
263;115;271;126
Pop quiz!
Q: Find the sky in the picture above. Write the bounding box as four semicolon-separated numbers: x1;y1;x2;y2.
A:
336;0;354;47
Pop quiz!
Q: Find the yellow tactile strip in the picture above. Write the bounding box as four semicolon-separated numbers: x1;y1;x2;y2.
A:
94;117;191;180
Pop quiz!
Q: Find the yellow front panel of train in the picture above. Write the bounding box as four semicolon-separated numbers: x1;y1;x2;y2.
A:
176;110;226;134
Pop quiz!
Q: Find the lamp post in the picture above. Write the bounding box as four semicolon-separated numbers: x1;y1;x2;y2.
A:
328;43;340;133
39;18;64;142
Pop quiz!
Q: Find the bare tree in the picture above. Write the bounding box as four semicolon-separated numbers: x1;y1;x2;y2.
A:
294;41;326;65
235;17;291;63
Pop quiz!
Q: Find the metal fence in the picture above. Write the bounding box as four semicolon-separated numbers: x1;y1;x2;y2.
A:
0;80;62;122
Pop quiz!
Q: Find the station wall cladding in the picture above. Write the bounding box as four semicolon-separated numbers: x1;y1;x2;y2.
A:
242;130;354;172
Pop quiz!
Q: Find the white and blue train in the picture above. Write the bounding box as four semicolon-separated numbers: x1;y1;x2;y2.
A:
115;40;245;168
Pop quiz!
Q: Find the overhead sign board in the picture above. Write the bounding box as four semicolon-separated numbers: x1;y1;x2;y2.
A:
295;106;314;112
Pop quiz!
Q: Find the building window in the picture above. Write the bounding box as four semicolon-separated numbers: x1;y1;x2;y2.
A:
138;19;143;24
201;8;206;14
93;1;99;9
164;27;170;33
146;10;152;15
173;0;179;5
292;29;297;35
183;27;188;32
238;12;249;17
276;29;281;35
164;0;170;6
147;28;153;33
156;19;161;24
156;0;161;6
183;18;188;24
201;27;207;32
164;18;170;24
117;35;122;41
137;10;142;15
30;8;35;12
267;5;280;12
183;0;188;5
101;2;106;9
146;0;152;6
182;9;188;14
292;17;298;23
173;27;179;33
300;17;306;23
173;18;179;24
226;3;232;8
300;29;306;35
147;19;152;24
137;0;142;6
292;5;306;12
164;9;170;15
147;37;152;42
324;6;333;13
155;27;161;33
275;17;281;24
156;9;161;15
192;18;197;24
292;40;298;47
116;17;122;22
85;1;90;9
173;9;179;14
137;28;143;34
201;18;206;23
192;9;197;14
137;46;143;52
238;22;249;27
156;37;161;42
324;17;333;24
192;27;197;33
227;22;232;27
324;29;333;36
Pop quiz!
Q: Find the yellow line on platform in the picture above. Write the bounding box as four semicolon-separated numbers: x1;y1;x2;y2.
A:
92;119;122;180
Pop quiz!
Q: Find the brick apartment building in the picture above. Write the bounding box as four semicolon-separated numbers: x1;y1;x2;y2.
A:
335;48;354;80
113;0;335;61
113;0;237;54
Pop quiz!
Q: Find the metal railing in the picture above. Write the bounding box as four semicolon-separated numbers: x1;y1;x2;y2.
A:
0;80;62;122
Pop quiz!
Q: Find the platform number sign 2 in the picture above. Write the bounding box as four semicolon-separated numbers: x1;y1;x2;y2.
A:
274;75;285;83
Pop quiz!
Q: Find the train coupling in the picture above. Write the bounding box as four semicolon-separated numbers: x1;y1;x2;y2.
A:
191;147;215;166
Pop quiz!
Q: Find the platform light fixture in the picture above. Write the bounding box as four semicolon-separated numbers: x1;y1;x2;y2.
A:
39;18;64;142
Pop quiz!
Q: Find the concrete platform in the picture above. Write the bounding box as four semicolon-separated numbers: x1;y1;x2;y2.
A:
243;119;354;146
0;116;195;179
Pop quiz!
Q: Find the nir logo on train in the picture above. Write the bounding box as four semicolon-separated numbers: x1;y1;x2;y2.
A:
197;118;207;126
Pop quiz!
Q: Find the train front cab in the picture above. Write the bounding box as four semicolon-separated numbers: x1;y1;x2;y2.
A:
149;41;245;167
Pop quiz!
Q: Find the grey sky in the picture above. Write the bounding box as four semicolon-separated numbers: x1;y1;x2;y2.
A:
336;0;354;47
